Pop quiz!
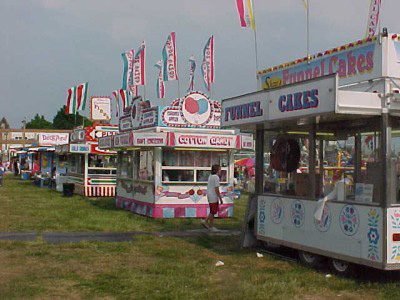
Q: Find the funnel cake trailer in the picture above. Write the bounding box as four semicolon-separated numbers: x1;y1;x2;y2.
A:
59;125;119;197
99;93;253;219
222;33;400;273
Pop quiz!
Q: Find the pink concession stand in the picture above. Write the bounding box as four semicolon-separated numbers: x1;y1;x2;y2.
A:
99;92;253;218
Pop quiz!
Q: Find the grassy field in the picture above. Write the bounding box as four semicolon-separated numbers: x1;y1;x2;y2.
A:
1;175;400;299
0;175;246;232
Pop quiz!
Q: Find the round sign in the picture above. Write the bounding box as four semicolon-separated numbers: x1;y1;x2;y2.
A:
180;92;212;126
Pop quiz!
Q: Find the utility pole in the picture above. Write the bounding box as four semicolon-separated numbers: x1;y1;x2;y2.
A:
22;117;26;148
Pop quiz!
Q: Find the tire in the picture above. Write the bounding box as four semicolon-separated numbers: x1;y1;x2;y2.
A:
298;250;322;268
329;258;355;276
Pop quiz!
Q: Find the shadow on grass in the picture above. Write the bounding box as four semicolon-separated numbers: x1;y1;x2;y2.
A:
87;197;120;211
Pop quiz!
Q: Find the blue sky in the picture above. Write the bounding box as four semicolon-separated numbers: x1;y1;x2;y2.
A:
1;0;400;127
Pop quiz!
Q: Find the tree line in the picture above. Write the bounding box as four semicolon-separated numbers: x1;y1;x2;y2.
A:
25;106;92;130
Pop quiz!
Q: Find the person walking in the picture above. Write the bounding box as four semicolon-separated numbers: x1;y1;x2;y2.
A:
0;162;5;187
13;160;19;176
202;164;223;231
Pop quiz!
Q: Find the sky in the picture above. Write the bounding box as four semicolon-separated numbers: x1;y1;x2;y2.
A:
1;0;400;128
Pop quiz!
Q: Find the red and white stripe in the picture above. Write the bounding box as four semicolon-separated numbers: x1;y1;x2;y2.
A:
85;186;116;197
133;41;146;86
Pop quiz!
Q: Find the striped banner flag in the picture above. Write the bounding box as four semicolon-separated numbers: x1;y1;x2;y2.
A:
121;50;134;90
112;90;120;117
65;82;88;114
119;89;130;111
154;60;165;99
133;41;146;86
130;85;138;97
187;55;196;92
236;0;256;30
162;32;179;81
201;36;215;92
366;0;381;38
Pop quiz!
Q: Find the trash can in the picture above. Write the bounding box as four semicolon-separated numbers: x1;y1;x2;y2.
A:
63;183;75;197
21;171;31;180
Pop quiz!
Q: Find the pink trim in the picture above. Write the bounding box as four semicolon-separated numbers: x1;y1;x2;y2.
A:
116;196;233;219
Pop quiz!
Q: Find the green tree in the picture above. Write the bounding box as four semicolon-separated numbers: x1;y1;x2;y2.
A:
52;106;92;129
26;114;53;129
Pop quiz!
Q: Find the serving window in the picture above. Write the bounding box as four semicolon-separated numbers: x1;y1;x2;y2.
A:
88;154;117;175
118;150;133;179
263;131;312;198
68;153;84;174
162;149;228;183
262;117;383;203
136;150;154;181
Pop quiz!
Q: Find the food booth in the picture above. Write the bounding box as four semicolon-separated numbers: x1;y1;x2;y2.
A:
99;92;253;218
57;124;119;197
222;33;400;273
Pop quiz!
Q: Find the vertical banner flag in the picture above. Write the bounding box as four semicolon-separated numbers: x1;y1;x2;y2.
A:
366;0;381;38
162;32;179;81
133;41;146;86
112;90;120;117
121;50;134;90
130;85;138;97
154;60;165;99
236;0;256;30
187;55;196;92
76;82;88;111
66;86;76;114
302;0;308;8
119;89;130;111
201;36;215;92
65;83;88;114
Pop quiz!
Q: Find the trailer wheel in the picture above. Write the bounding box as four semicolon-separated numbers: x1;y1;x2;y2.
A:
329;258;355;276
298;251;322;268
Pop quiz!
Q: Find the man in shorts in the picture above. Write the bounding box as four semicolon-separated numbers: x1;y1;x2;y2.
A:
0;162;5;187
202;164;223;231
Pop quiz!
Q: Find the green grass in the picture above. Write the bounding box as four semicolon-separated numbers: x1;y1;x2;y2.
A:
2;174;400;299
0;174;247;232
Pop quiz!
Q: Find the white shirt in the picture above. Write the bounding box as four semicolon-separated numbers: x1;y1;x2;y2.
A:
207;174;220;203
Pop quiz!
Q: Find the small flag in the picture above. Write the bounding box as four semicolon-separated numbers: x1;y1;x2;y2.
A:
121;50;134;90
66;86;76;114
302;0;308;9
119;89;130;111
187;55;196;92
236;0;256;30
162;32;179;81
130;85;138;97
133;41;146;86
76;82;88;111
112;90;120;117
65;83;88;114
201;36;215;92
154;60;165;99
366;0;381;38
